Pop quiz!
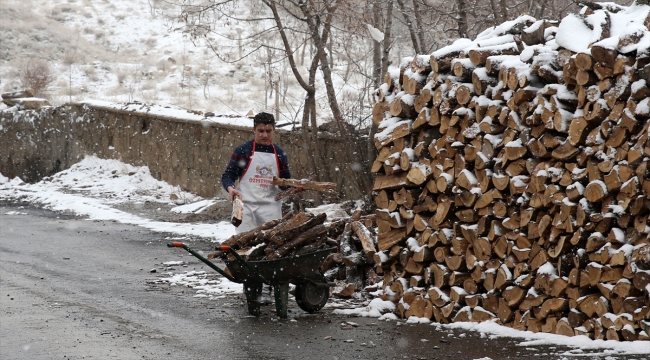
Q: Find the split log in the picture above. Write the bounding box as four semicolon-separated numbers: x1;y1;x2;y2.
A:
351;221;377;261
231;194;244;227
334;283;356;297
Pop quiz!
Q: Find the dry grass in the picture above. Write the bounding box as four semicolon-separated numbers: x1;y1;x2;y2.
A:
18;58;56;97
143;37;157;49
83;66;99;82
115;67;129;84
0;3;114;63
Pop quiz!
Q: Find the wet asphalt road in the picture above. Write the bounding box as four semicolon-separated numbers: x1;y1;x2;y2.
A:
0;201;644;360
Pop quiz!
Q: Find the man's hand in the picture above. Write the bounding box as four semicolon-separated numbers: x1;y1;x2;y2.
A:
227;186;241;203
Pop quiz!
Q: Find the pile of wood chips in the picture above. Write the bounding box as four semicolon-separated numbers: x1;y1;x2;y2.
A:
369;3;650;341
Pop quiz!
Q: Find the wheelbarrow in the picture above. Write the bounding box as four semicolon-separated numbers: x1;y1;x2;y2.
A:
167;242;335;319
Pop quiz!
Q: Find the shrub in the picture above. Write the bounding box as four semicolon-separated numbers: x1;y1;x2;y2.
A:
18;59;56;97
116;67;128;84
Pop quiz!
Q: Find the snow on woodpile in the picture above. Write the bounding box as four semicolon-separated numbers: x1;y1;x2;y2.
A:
367;1;650;341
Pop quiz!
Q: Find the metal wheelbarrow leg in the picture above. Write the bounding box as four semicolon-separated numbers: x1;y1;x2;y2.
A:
245;281;290;318
243;281;263;317
274;282;290;319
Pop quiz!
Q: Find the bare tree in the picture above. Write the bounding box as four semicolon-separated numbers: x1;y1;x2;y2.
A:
396;0;422;53
62;36;81;102
19;59;56;98
147;0;158;16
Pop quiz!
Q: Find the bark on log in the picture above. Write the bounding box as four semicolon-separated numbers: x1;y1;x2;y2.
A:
272;177;337;196
270;213;327;245
267;224;329;260
222;213;292;247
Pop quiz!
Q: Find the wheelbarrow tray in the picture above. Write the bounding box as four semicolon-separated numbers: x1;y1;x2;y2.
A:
224;247;334;285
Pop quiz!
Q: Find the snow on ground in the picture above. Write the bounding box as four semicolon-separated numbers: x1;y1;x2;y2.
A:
0;155;234;240
2;156;649;353
157;270;243;299
333;302;650;356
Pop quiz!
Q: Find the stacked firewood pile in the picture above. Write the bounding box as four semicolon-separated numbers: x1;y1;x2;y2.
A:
369;2;650;341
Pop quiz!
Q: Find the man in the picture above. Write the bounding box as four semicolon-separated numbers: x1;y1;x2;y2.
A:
221;112;291;234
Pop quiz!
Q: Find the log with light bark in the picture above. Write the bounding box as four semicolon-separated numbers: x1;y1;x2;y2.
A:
351;221;377;261
468;43;520;66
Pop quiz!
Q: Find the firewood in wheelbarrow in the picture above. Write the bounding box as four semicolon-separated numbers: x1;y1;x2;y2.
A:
256;212;313;243
266;224;329;260
272;176;338;200
271;213;327;245
294;235;329;256
221;211;294;248
231;194;244;227
244;243;270;261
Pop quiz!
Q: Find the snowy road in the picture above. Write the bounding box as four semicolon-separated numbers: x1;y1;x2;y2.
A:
2;202;646;360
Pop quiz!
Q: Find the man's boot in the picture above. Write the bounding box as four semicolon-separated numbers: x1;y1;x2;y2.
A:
259;283;273;305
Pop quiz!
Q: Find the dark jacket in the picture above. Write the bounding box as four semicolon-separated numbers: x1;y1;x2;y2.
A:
221;140;291;191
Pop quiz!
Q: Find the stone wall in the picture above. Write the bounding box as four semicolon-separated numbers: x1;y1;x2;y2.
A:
0;103;372;200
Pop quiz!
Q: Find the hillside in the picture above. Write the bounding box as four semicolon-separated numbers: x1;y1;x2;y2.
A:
0;0;363;125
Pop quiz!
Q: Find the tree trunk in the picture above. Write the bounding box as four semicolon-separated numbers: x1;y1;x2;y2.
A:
412;0;426;53
456;0;469;38
396;0;421;54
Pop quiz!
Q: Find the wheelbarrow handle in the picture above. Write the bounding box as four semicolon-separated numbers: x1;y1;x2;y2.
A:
166;242;237;282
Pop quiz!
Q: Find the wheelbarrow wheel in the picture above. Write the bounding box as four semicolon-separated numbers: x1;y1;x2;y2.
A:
294;277;329;313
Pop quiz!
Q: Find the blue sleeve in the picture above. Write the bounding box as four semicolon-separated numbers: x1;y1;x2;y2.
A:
277;147;291;179
275;145;291;191
221;143;251;191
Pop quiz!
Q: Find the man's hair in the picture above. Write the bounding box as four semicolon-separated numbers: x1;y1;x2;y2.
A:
253;112;275;127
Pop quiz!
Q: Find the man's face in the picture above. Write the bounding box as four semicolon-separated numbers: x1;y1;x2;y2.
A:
254;124;274;145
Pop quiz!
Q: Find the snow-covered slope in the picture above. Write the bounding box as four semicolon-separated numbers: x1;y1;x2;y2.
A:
0;0;366;126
